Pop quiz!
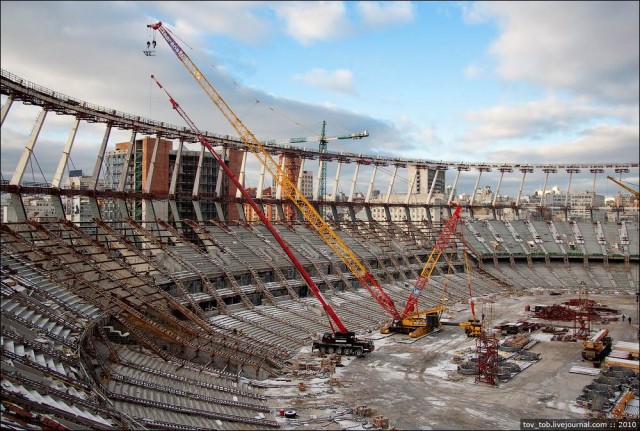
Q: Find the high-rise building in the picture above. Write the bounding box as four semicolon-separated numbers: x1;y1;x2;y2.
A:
102;137;242;223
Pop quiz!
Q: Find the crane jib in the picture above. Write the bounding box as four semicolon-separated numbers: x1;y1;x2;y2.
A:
149;20;402;321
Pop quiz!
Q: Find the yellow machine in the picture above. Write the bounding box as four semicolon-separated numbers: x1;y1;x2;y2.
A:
582;328;612;366
381;305;445;338
459;318;483;337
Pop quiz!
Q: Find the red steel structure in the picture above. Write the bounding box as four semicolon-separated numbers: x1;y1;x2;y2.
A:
148;21;400;321
150;74;374;355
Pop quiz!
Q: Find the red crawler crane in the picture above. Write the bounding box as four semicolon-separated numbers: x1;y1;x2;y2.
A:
147;21;401;322
150;75;373;356
382;203;463;336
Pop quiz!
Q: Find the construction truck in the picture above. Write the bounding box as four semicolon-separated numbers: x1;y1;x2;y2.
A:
312;331;374;356
582;328;612;367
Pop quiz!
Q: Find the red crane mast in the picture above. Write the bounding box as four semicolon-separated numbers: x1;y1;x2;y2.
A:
150;74;349;335
401;203;462;319
147;21;401;322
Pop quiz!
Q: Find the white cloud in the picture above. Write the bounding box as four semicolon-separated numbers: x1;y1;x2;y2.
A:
467;1;639;104
154;2;272;44
272;1;349;45
462;98;622;144
295;68;356;95
482;124;639;165
357;1;415;28
464;64;482;79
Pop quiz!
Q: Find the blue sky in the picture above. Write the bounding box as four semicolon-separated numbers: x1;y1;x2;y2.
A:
1;1;638;197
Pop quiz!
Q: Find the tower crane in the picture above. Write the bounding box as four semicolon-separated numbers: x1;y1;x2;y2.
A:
382;202;463;337
148;21;402;322
150;74;373;356
607;176;639;200
263;121;369;220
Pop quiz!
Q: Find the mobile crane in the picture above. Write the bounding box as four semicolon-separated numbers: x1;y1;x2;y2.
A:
381;203;463;337
150;74;373;357
147;21;402;323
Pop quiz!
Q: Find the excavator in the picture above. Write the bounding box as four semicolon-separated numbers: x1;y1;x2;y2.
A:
149;74;373;357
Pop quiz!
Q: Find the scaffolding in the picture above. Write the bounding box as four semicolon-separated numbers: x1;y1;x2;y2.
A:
475;334;499;386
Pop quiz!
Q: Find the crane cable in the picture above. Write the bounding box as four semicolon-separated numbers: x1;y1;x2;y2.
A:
164;25;319;138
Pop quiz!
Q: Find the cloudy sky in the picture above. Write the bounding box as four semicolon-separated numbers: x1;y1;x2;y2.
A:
1;1;638;197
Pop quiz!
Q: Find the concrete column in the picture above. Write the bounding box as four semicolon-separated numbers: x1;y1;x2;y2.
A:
51;117;81;219
405;166;418;205
256;162;266;199
385;165;399;204
11;109;47;186
332;161;342;202
1;94;14;126
192;146;205;199
348;163;360;202
365;165;378;203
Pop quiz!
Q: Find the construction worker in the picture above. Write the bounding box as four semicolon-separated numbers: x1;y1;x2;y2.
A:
629;316;632;324
147;41;150;49
622;314;625;321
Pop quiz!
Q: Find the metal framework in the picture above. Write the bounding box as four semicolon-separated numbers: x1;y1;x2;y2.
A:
148;21;401;320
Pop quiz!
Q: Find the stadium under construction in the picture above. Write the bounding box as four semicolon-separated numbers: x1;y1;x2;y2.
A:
1;64;639;431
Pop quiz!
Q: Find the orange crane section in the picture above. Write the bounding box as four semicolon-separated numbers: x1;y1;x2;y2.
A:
148;21;401;321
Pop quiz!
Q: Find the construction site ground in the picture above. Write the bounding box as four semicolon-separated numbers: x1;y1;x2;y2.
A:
264;290;639;430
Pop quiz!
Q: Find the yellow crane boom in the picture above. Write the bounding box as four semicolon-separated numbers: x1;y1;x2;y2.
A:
148;22;401;320
607;176;639;199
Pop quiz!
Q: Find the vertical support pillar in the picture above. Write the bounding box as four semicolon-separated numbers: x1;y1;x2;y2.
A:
426;169;440;206
213;146;226;222
89;122;112;220
142;136;160;224
169;139;184;227
51;117;81;219
348;162;360;204
449;165;469;216
235;150;247;222
1;94;14;126
11;109;47;186
405;166;418;205
364;165;378;222
296;158;306;190
383;165;399;221
493;166;512;220
192;145;205;223
8;108;47;222
538;167;556;220
515;167;533;220
470;166;491;220
565;168;580;222
117;131;137;220
589;167;604;222
332;161;342;202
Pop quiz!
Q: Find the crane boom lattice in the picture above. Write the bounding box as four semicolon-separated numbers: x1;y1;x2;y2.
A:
148;22;401;321
402;203;462;319
149;74;350;335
